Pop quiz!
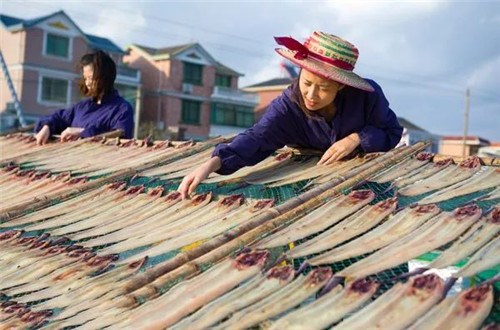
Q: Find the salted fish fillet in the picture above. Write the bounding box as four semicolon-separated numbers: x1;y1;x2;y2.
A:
393;158;454;188
113;250;270;329
248;158;317;185
215;268;333;330
418;167;500;204
309;204;441;265
69;191;180;241
257;190;375;249
370;152;433;183
454;236;500;278
428;206;500;269
21;185;141;231
32;258;147;312
97;194;239;255
48;189;154;236
409;284;494;330
334;274;443;330
398;156;481;196
82;191;209;248
0;183;124;228
140;148;214;178
171;265;295;330
203;151;294;184
269;278;378;330
338;204;483;279
288;197;398;258
60;187;165;240
117;199;273;265
307;154;380;187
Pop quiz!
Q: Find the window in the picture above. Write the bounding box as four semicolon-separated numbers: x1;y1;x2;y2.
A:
181;100;201;124
215;74;231;87
41;77;68;103
183;62;203;85
211;103;254;127
45;33;69;58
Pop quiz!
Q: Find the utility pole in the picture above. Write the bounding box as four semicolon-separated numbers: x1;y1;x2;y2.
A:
462;88;470;159
134;87;142;139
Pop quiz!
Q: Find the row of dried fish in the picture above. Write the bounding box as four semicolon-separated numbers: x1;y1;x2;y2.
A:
51;249;494;330
141;150;381;188
0;165;87;213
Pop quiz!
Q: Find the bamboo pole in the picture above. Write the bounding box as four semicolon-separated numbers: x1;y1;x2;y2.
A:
433;154;499;167
0;136;229;222
117;142;428;306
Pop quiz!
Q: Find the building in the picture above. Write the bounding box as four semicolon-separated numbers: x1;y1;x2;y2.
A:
242;77;294;122
124;43;259;140
440;136;490;157
0;11;141;132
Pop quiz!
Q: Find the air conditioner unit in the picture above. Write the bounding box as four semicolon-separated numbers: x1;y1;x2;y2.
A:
182;83;194;94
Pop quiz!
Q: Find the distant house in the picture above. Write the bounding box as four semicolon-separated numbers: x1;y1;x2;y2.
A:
440;136;490;157
124;43;259;140
0;11;141;132
242;77;294;122
398;117;439;153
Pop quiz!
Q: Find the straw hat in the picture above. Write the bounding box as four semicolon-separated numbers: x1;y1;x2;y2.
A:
275;31;374;92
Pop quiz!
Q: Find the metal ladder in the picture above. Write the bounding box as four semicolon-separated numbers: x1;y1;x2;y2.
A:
0;49;27;127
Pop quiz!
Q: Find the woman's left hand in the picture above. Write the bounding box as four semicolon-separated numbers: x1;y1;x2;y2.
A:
60;127;85;142
318;133;361;165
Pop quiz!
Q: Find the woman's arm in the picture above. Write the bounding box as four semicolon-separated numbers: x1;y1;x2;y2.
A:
35;105;76;136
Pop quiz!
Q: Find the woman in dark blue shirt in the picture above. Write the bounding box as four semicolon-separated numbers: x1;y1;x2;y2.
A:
178;31;403;199
34;50;134;144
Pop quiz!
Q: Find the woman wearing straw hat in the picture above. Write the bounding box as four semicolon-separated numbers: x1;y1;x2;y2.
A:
179;31;403;199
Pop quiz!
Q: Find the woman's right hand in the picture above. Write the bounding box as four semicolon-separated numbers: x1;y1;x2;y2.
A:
35;125;50;145
178;157;222;199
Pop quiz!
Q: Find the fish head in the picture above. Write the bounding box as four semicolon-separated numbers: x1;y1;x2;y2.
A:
233;250;270;270
307;267;333;287
251;199;275;212
266;265;295;283
416;152;434;161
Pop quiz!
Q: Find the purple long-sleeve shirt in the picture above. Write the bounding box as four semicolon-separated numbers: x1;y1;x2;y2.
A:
35;90;134;138
213;79;403;175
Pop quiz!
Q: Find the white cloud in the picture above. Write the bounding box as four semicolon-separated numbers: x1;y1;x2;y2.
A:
89;9;147;47
466;55;500;91
325;0;448;25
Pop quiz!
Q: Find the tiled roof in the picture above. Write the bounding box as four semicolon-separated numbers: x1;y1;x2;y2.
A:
215;61;242;77
244;77;294;89
85;34;124;54
134;43;196;57
1;11;124;54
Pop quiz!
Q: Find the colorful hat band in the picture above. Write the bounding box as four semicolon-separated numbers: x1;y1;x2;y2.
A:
274;36;354;71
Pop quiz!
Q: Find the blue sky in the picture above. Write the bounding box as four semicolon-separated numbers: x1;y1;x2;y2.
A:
2;0;499;140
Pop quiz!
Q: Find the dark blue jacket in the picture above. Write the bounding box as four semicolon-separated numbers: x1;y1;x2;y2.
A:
35;90;134;138
213;79;402;174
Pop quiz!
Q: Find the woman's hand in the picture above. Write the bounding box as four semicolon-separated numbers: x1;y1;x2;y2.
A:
178;157;222;199
318;133;361;165
35;125;51;145
60;127;85;142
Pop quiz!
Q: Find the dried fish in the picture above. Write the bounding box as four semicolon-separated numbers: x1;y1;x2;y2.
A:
308;204;440;265
287;197;397;258
257;190;375;249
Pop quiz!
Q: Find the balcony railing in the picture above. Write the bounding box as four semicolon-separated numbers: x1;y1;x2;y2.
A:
117;65;140;81
211;86;259;105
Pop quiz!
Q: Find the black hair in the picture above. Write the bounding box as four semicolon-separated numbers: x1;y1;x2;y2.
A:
78;50;116;99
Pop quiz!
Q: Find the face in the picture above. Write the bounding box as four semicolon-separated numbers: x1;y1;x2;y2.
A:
82;65;94;92
299;69;343;111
